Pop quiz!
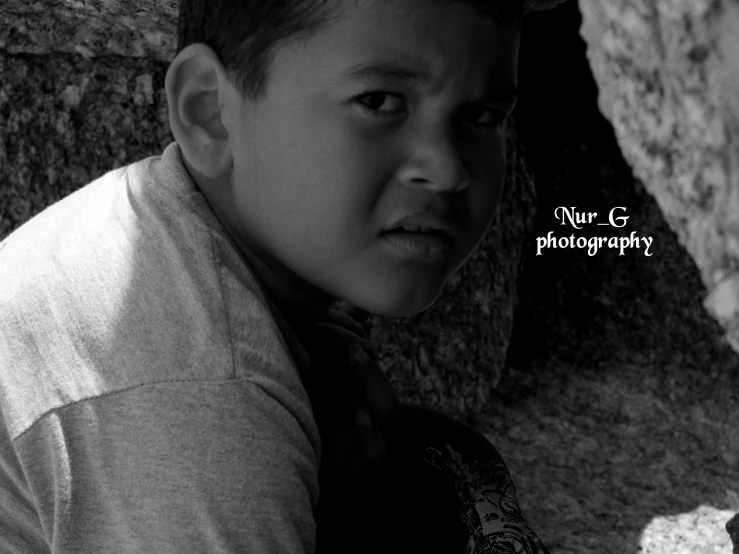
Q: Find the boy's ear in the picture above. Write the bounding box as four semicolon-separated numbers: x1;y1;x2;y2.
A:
164;43;234;182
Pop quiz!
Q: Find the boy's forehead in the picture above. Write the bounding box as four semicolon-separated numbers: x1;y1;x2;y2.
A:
317;0;519;94
329;0;513;49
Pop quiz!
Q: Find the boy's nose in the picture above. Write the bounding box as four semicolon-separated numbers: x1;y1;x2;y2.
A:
395;129;472;193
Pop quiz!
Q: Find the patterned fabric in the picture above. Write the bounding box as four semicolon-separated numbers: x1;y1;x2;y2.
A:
423;443;551;554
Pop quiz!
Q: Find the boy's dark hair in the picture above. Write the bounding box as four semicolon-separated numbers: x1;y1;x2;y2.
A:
176;0;524;102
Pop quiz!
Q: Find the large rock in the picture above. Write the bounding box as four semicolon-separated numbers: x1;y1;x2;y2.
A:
728;513;739;554
0;1;553;422
578;0;739;354
1;1;178;61
508;0;739;377
0;0;562;62
526;0;739;548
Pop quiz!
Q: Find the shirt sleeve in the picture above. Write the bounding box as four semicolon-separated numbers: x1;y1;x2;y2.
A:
13;380;318;554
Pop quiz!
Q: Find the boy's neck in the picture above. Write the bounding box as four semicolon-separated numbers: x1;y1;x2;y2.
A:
186;160;337;325
240;242;335;324
269;281;335;326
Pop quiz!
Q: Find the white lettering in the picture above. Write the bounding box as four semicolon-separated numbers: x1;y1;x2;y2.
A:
609;207;629;228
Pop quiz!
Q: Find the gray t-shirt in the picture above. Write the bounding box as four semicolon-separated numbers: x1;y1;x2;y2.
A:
0;141;321;553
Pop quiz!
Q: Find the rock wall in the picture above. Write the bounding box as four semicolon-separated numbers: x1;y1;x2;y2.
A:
578;0;739;355
509;0;739;381
1;1;178;61
577;0;739;548
502;5;739;551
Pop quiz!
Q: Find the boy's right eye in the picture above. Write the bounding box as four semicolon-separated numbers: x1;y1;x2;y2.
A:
356;92;406;114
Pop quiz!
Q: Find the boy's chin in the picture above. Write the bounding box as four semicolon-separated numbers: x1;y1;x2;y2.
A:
349;287;444;319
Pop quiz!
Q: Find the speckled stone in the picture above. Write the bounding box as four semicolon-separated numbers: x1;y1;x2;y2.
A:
727;513;739;554
578;0;739;355
578;0;739;546
1;1;178;61
0;0;565;62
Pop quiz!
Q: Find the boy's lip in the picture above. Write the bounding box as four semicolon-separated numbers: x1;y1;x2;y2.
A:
382;212;459;238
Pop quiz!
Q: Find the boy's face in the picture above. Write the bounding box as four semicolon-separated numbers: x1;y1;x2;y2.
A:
216;0;519;318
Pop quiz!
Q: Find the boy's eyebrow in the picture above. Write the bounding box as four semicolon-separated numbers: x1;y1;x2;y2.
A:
342;60;433;85
341;60;519;105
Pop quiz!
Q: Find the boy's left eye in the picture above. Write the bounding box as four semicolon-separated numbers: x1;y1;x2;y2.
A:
355;93;507;128
356;92;406;114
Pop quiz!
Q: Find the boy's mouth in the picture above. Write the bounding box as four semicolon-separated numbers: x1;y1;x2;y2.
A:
381;229;454;261
384;226;452;238
380;212;459;261
382;212;459;239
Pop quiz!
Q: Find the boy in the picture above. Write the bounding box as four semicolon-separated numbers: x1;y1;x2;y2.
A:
0;0;550;552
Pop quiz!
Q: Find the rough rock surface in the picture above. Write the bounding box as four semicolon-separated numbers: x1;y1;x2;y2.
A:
578;0;739;355
0;0;562;63
0;6;538;422
575;0;739;548
480;357;739;553
510;0;739;389
727;513;739;554
1;1;178;61
504;3;739;551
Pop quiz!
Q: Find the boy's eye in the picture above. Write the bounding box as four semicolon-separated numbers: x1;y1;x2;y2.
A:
356;92;406;114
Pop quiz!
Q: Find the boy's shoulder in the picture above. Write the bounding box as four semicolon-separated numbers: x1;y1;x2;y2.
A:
0;142;306;441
